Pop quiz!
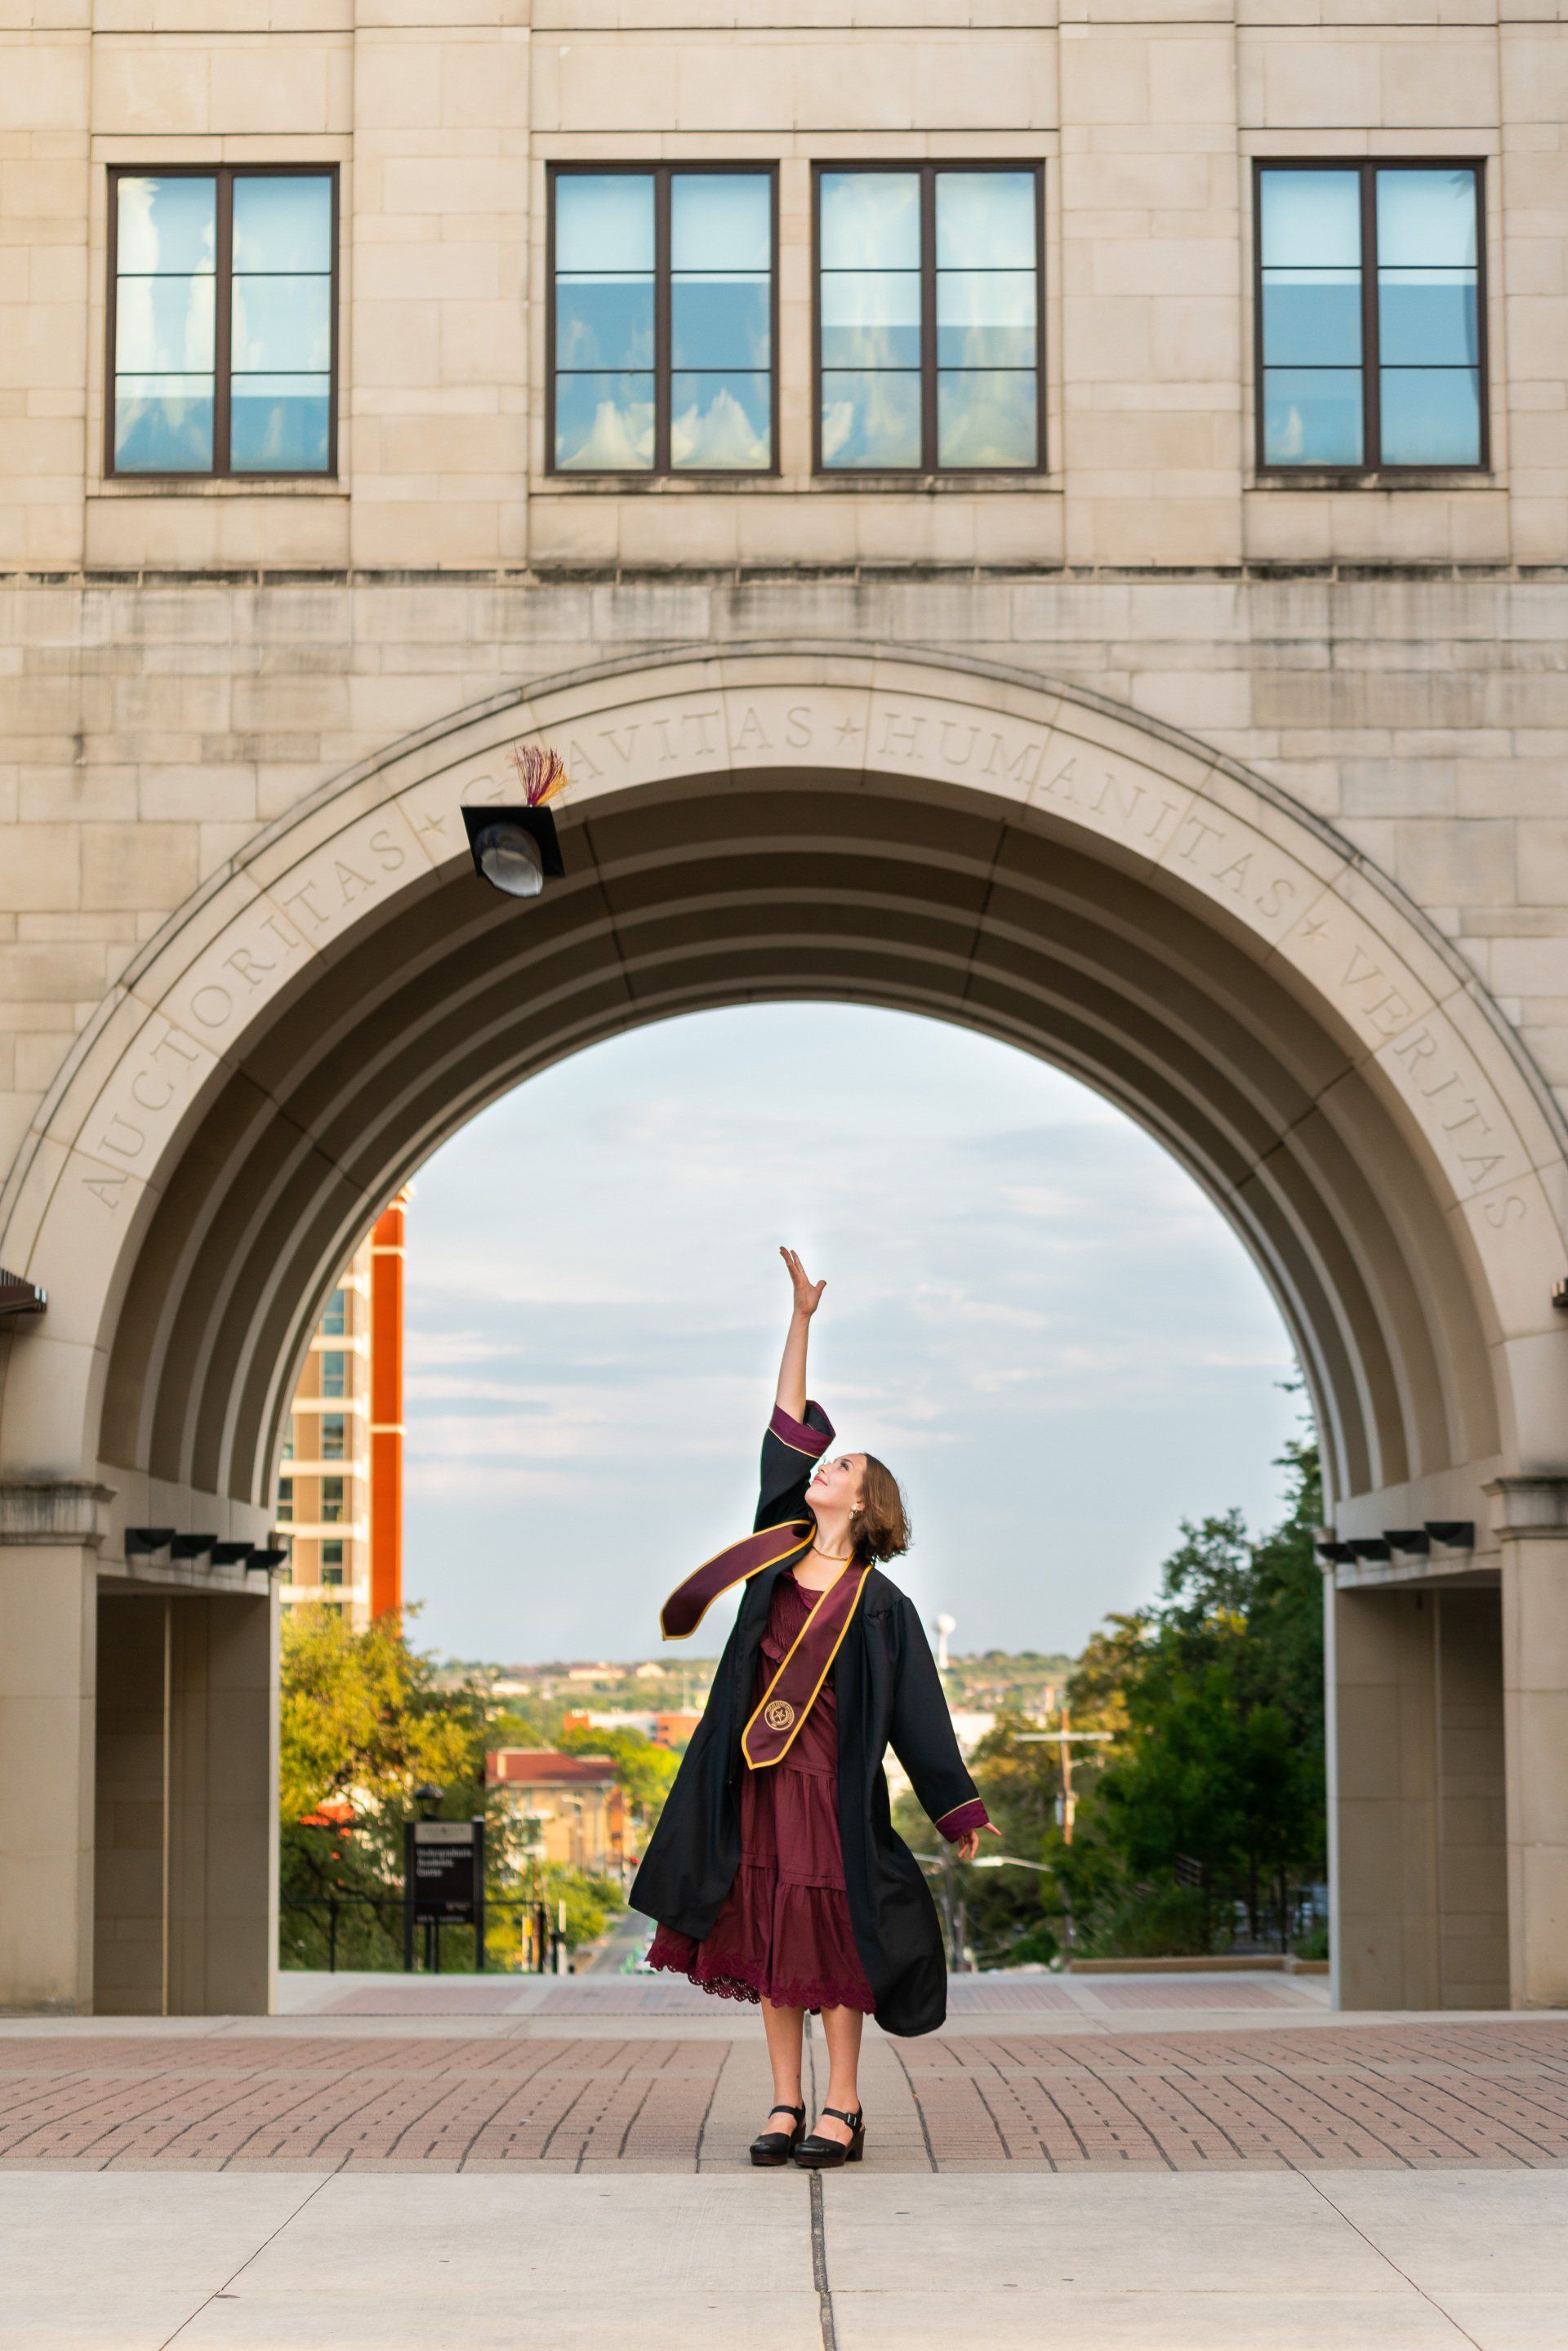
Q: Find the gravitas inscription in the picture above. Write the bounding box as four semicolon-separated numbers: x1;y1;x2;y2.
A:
70;681;1526;1215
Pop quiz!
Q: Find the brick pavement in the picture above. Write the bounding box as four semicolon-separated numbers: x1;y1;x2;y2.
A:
2;2019;1566;2175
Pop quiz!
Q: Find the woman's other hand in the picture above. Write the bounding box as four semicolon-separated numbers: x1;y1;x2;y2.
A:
780;1246;826;1319
955;1823;1002;1864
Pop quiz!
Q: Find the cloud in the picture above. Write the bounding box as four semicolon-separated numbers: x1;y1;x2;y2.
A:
400;1003;1299;1660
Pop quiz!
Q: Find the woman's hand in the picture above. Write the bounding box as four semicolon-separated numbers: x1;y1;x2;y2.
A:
780;1246;826;1320
955;1823;1002;1864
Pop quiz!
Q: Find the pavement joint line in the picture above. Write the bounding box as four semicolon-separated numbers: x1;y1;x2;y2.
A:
1293;2164;1487;2350
154;2162;341;2351
888;2037;938;2171
808;2172;840;2351
803;2019;841;2351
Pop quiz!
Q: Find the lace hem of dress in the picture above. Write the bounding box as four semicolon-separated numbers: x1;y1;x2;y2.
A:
645;1945;875;2015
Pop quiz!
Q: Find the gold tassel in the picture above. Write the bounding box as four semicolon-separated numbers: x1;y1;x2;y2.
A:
511;742;571;807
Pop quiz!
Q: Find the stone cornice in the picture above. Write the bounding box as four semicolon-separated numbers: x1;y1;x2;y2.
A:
1484;1476;1568;1542
0;1482;115;1548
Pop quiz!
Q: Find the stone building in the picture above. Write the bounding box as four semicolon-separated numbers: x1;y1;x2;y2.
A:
2;0;1568;2018
487;1748;627;1876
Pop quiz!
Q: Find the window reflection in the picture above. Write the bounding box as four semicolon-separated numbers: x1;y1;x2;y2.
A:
111;171;333;476
551;169;773;471
818;167;1040;471
113;176;216;473
1258;163;1482;469
1258;170;1363;468
1374;169;1479;464
229;176;334;475
670;172;771;468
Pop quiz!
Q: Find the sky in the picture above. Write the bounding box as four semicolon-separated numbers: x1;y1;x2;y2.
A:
400;1002;1303;1666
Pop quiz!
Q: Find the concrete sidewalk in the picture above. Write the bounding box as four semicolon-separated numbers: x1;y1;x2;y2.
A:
2;2166;1566;2348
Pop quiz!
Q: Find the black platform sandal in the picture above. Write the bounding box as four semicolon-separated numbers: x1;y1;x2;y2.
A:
750;2102;806;2167
794;2106;865;2169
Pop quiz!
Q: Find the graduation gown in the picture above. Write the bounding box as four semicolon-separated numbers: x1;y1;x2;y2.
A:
629;1401;989;2038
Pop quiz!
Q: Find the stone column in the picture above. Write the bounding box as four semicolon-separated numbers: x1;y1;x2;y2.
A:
94;1593;172;2015
167;1589;280;2015
1488;1476;1568;2010
1433;1587;1508;2010
0;1482;112;2013
1327;1578;1441;2010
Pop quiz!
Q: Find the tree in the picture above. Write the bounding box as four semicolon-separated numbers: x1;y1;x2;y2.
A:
950;1415;1328;1969
1071;1422;1326;1951
278;1605;510;1969
557;1721;679;1834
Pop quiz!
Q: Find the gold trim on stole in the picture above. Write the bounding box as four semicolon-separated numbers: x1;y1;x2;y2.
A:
741;1561;871;1769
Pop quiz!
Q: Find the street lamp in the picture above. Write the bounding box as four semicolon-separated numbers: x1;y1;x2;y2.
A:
462;745;570;899
413;1780;445;1821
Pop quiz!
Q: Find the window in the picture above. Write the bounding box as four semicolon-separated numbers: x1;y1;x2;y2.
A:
320;1350;347;1399
550;167;776;474
281;1430;295;1462
109;167;336;477
1256;163;1484;471
321;1540;344;1586
815;166;1043;473
320;1476;345;1524
322;1287;346;1337
320;1414;346;1459
276;1477;294;1524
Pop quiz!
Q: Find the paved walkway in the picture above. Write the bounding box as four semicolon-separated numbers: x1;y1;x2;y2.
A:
2;1974;1566;2348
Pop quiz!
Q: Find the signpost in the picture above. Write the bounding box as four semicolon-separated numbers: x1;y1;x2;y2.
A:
403;1816;486;1973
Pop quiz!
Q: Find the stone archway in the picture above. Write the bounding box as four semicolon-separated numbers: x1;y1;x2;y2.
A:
2;645;1565;2016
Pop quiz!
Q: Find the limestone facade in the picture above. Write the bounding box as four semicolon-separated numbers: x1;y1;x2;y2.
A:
2;0;1568;2015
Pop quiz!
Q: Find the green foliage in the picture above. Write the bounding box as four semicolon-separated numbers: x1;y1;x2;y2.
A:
1071;1884;1219;1961
947;1415;1328;1967
547;1865;625;1949
278;1605;540;1969
1074;1419;1326;1951
557;1722;679;1826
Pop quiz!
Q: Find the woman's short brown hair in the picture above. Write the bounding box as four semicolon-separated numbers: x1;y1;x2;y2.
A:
852;1454;911;1563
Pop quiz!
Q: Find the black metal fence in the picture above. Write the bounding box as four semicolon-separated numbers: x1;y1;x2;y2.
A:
282;1891;568;1975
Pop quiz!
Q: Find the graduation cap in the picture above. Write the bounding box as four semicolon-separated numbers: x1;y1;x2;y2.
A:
461;745;570;899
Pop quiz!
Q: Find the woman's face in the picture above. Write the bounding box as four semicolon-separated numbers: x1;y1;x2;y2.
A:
807;1452;865;1518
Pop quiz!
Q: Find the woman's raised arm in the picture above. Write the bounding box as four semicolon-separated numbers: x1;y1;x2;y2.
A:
774;1246;826;1421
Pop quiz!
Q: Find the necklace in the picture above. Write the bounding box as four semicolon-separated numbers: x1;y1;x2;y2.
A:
809;1545;855;1564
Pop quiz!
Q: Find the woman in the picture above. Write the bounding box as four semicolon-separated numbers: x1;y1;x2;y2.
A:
631;1247;994;2170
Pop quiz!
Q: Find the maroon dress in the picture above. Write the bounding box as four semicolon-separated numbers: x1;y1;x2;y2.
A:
647;1569;875;2013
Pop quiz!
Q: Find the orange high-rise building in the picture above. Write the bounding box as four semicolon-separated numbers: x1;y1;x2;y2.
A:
275;1192;407;1627
368;1196;405;1622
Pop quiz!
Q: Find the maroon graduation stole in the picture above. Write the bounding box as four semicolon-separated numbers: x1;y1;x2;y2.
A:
660;1526;872;1770
741;1560;871;1770
660;1521;814;1641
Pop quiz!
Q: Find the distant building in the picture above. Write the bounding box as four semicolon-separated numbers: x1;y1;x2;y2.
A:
562;1708;657;1738
487;1748;628;1874
275;1194;406;1630
653;1712;703;1750
950;1712;997;1757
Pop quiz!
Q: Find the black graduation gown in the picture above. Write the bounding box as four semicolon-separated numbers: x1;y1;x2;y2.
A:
629;1402;984;2037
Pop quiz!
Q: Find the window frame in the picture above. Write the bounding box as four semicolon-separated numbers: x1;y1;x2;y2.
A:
546;160;781;480
105;162;341;483
1251;156;1489;480
811;159;1047;479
